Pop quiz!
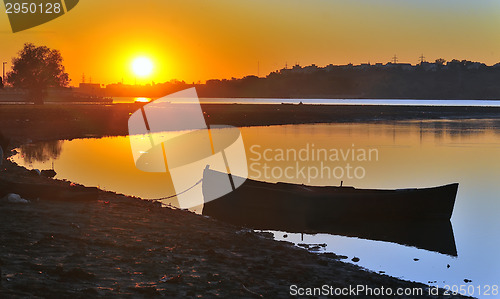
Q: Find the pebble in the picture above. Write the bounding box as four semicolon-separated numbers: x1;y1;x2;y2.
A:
1;193;30;204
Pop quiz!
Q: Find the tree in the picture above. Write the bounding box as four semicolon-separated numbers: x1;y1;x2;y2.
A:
435;58;446;66
6;43;70;104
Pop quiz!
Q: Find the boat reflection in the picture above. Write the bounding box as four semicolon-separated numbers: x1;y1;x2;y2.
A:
297;220;457;257
205;211;458;256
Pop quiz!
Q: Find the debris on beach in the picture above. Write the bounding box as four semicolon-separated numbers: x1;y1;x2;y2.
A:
242;284;263;298
297;243;327;251
160;274;183;283
235;228;252;235
254;231;273;239
1;193;29;204
322;252;348;260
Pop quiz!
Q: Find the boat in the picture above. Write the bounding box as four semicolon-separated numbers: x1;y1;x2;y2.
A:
203;169;458;223
202;169;459;255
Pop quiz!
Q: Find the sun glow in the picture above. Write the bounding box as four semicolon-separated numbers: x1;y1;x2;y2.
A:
131;57;154;77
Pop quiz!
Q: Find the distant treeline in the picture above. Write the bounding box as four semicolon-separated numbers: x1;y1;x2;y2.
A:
104;60;500;99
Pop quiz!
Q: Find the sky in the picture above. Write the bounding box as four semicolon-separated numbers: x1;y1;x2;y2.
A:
1;0;500;86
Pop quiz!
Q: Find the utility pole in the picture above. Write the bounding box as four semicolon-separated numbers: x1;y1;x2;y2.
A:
257;61;260;77
2;62;6;80
419;54;425;64
392;54;398;64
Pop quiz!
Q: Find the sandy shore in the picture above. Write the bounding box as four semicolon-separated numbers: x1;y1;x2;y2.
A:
1;103;484;298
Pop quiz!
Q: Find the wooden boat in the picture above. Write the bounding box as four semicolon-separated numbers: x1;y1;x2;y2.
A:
202;169;459;255
203;169;458;223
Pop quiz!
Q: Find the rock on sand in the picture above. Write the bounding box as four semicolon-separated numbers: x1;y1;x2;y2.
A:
1;193;30;204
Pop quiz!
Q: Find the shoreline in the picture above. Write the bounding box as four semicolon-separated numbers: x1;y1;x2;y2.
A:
0;103;482;297
1;103;499;146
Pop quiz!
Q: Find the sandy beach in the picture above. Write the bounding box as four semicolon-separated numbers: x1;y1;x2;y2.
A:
1;103;487;298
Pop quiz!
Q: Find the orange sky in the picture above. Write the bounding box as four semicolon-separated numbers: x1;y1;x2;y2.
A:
2;0;500;86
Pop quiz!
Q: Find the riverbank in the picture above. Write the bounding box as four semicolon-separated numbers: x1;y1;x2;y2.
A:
0;103;482;298
0;161;468;298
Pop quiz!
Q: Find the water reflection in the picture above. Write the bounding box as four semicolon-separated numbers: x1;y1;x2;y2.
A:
134;97;151;103
19;140;63;164
321;220;457;257
11;119;500;201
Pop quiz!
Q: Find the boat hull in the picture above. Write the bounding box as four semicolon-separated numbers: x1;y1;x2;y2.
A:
203;169;458;225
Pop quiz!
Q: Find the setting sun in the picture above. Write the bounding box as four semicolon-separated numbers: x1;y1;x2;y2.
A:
131;57;154;77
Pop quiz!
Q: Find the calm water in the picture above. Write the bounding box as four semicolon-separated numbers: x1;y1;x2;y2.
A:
11;119;500;295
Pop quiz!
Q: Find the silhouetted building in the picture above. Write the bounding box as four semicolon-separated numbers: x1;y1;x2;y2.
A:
78;83;103;96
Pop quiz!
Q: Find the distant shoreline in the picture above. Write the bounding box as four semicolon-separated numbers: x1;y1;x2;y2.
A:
3;96;500;106
1;103;500;149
